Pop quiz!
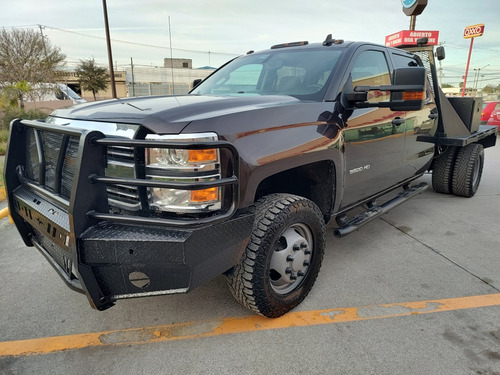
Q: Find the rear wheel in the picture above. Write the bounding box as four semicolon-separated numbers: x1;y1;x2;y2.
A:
226;194;325;318
432;146;458;194
451;143;484;197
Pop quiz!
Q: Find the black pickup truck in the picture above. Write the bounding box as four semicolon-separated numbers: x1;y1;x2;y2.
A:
4;35;497;318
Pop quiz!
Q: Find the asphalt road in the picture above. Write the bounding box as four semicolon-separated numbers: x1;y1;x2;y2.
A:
1;141;499;375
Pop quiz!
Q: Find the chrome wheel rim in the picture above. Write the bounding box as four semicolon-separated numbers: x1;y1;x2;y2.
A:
269;223;313;295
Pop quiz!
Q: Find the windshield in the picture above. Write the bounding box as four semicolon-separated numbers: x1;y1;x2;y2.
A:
191;49;342;101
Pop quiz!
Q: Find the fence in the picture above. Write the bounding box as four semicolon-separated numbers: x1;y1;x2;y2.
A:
128;83;192;97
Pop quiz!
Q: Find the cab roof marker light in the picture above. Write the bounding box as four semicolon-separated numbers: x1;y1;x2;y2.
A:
323;34;344;46
270;41;309;49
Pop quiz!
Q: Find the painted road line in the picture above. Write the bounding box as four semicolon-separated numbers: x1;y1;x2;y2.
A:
1;293;499;357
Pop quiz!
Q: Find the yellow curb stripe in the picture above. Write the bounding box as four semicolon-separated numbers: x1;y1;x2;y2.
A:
1;293;499;357
0;207;10;220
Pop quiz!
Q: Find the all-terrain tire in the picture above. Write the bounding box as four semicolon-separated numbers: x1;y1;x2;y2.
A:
432;146;458;194
225;194;325;318
451;143;484;197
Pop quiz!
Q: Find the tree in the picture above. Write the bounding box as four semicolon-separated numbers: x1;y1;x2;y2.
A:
482;85;495;94
0;28;65;89
75;59;109;100
441;83;454;88
0;81;31;109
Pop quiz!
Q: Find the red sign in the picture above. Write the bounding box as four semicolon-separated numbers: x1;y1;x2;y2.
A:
463;24;485;39
385;30;439;47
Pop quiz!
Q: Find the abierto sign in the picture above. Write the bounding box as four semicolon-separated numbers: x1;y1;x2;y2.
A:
464;24;485;39
385;30;439;47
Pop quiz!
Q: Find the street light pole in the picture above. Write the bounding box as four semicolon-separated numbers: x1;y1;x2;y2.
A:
102;0;117;99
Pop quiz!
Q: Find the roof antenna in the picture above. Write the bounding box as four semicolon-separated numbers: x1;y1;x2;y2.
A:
323;34;334;46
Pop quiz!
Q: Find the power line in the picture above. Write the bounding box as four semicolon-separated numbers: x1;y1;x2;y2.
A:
41;24;240;57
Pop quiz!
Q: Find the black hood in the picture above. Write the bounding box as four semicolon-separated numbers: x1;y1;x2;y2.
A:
50;95;300;134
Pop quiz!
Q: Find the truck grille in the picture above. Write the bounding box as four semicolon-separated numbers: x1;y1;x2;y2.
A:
106;145;141;211
24;128;140;211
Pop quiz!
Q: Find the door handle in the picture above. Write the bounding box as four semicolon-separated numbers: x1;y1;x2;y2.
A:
392;117;405;126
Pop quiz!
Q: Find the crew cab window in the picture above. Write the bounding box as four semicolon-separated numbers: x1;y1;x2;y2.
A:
391;53;419;68
192;49;342;101
351;50;391;102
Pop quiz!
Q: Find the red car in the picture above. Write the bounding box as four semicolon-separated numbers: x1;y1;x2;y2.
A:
481;101;500;124
486;107;500;129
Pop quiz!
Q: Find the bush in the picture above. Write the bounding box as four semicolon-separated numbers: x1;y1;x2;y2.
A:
0;107;49;155
0;129;8;155
1;107;49;131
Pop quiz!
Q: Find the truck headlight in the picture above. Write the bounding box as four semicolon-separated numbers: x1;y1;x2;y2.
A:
145;133;221;213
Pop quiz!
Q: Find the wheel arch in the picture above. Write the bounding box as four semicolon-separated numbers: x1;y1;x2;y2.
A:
251;160;336;221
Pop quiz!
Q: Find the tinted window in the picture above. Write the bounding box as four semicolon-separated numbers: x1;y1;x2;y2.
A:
392;53;419;69
350;50;391;102
191;49;342;101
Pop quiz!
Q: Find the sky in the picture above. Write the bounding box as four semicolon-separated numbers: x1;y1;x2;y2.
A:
2;0;500;88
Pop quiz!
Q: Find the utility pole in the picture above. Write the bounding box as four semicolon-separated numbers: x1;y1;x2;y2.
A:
38;25;48;58
102;0;117;98
168;16;175;95
130;57;135;96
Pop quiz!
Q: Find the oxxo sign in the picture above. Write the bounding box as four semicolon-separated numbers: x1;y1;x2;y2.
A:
464;24;485;39
461;23;485;97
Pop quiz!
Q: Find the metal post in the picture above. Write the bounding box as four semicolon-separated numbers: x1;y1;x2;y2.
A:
130;57;135;97
409;15;416;31
461;37;474;97
168;16;175;95
102;0;117;99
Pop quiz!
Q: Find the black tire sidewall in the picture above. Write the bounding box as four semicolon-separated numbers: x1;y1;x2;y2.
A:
251;196;325;318
452;144;484;197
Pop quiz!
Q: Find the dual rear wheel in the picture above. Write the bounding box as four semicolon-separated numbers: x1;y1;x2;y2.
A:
432;143;484;197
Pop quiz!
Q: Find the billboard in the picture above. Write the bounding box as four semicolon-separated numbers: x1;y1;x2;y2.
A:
385;30;439;48
463;24;485;39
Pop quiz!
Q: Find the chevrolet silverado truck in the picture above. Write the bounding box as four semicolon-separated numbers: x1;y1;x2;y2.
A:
4;35;497;318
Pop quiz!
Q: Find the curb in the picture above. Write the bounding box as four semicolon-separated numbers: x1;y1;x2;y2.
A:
0;188;12;223
0;207;12;223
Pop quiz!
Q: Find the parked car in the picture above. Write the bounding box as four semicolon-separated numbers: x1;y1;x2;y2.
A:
486;107;500;129
481;101;500;124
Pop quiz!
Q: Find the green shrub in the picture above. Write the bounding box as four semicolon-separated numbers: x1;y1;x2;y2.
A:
0;108;49;155
0;129;9;155
1;107;49;131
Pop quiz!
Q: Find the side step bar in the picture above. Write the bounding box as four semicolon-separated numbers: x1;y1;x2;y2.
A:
334;182;428;238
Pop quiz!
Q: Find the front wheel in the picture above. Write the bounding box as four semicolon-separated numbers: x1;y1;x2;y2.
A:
226;194;325;318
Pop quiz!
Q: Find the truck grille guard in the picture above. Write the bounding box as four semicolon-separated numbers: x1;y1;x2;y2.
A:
7;118;240;233
5;119;241;308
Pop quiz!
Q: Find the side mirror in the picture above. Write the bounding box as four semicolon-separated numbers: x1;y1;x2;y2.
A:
192;79;203;89
341;67;426;111
388;66;427;111
435;46;445;61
